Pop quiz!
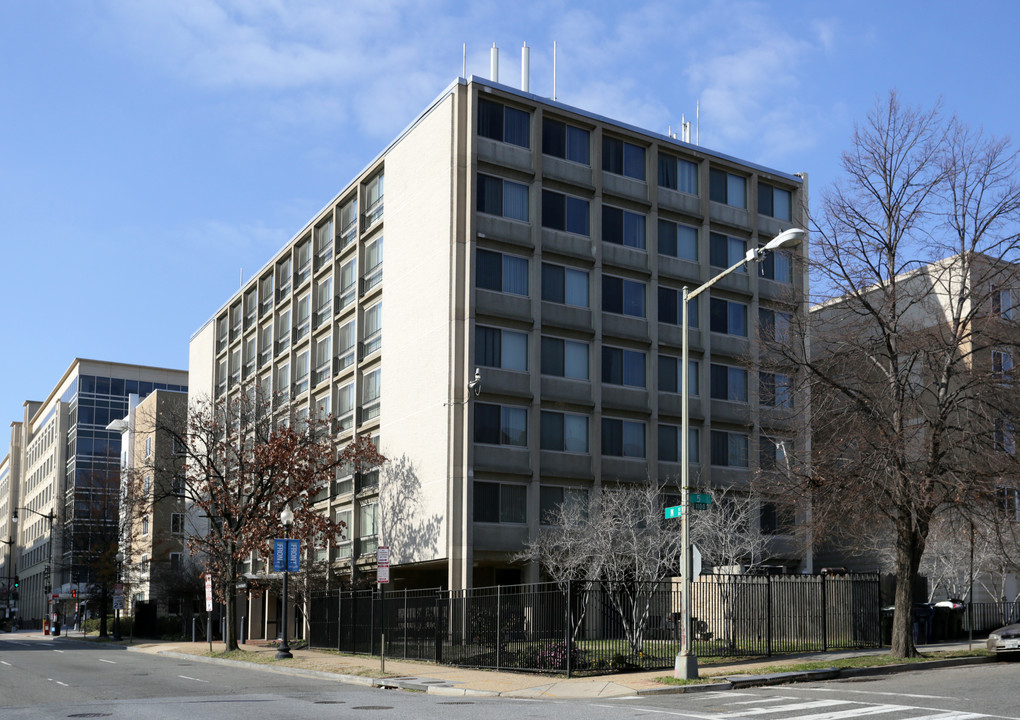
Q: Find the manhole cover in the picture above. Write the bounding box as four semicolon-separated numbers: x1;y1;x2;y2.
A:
352;707;393;710
68;715;112;718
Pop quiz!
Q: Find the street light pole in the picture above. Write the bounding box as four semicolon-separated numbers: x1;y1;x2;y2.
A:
675;227;805;680
276;505;294;660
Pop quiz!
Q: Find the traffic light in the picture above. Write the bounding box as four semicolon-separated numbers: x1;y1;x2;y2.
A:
12;576;18;589
71;589;77;599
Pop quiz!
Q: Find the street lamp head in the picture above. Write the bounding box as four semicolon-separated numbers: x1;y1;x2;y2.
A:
11;509;16;524
763;227;806;252
280;504;294;527
115;552;124;563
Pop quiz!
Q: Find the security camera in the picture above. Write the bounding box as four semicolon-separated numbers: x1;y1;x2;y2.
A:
468;368;482;396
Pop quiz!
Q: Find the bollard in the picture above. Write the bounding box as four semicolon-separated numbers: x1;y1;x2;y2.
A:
241;615;246;645
192;616;197;643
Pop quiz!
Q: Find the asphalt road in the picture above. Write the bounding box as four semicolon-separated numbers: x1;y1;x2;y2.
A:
2;632;1018;720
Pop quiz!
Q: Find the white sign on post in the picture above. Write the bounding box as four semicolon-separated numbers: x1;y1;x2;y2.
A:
377;546;390;584
205;575;213;611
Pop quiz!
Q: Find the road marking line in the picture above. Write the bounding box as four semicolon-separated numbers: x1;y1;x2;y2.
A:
903;714;990;720
729;696;799;704
784;704;911;720
99;659;116;664
716;700;857;717
1;661;11;666
55;681;68;687
793;687;959;700
53;649;64;653
178;675;209;683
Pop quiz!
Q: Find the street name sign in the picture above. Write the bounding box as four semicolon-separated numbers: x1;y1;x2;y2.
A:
664;505;682;519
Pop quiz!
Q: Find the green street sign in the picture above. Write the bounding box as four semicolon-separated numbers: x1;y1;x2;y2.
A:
664;505;682;519
690;493;713;506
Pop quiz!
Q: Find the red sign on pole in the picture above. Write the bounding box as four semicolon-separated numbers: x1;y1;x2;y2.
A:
377;546;390;584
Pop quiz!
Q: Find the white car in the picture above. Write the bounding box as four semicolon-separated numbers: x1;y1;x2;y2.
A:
986;623;1020;655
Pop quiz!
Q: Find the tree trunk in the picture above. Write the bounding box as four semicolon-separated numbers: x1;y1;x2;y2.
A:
890;518;923;658
223;556;239;651
99;585;108;638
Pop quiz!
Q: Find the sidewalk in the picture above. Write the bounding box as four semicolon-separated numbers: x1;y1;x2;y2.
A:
24;630;994;700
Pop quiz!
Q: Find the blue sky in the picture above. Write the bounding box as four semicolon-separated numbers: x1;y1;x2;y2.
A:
1;0;1017;457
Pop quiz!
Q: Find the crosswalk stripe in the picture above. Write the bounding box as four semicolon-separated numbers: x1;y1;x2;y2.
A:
783;704;909;720
716;700;856;717
898;714;989;720
729;696;798;705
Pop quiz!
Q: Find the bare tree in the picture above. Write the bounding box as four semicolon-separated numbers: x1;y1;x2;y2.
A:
775;91;1020;657
135;392;385;651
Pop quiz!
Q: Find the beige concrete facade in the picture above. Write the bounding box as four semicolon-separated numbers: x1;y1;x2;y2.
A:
189;77;811;595
0;359;187;627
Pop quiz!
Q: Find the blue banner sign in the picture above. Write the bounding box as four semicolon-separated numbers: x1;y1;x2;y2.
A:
287;538;301;572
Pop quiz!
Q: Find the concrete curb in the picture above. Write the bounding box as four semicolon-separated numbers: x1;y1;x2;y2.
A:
156;649;382;687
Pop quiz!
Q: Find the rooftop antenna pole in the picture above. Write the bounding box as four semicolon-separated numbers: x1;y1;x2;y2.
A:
239;268;243;289
696;99;700;145
553;41;558;100
490;43;498;82
462;43;466;78
521;42;529;92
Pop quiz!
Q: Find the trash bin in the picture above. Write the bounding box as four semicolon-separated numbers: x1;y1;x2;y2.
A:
881;607;894;645
912;603;934;645
53;621;61;636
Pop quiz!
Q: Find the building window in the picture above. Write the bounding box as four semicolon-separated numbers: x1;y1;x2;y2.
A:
337;321;355;371
759;246;793;283
358;503;378;555
363;237;383;293
602;418;645;458
171;512;184;534
295;293;311;340
658;155;698;194
476;249;528;296
541;190;590;235
659;356;699;395
602;276;645;318
658;219;698;261
758;182;792;221
602;206;646;249
315;219;333;266
710;430;749;467
602;346;645;387
541;337;589;380
230;303;242;340
315;277;332;327
760;437;792;472
542;118;589;164
603;136;645;180
540;411;589;453
244;290;257;327
334;508;353;557
259;274;274;315
478;99;530;148
998;486;1020;522
229;347;241;385
991;284;1013;320
477;173;529;221
474;481;526;524
276;363;290;403
277;257;292;300
541;263;589;307
994;418;1016;455
709;168;746;208
336;382;355;432
540;486;589;524
362;368;381;421
760;372;794;408
169;552;182;572
243;337;256;378
658;288;699;327
144;436;152;458
710;233;748;271
476;326;528;371
659;425;700;464
295;240;312;286
172;474;185;496
294;351;310;396
276;309;291;354
710;363;748;403
315;392;331;421
141;516;149;536
760;501;795;534
474;403;528;447
362;302;382;357
338;257;357;311
994;348;1014;377
339;196;358;249
759;307;792;343
365;174;384;226
710;297;748;337
314;336;332;386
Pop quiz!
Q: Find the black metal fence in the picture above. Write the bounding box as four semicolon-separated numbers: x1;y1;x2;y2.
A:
964;602;1020;634
309;573;880;675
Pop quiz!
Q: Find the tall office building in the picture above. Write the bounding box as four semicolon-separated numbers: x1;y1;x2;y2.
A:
0;359;187;625
189;75;810;594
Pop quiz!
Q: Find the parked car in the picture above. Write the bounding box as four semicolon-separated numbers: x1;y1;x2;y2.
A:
934;598;965;610
986;623;1020;655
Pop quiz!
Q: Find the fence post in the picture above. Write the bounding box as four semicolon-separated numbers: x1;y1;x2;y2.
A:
821;575;828;652
565;580;572;678
403;590;408;660
766;576;772;657
435;590;443;664
496;585;501;671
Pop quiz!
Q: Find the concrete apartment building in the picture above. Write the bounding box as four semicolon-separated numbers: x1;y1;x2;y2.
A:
109;389;204;616
0;359;187;626
810;253;1020;599
189;75;811;595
